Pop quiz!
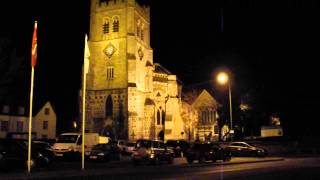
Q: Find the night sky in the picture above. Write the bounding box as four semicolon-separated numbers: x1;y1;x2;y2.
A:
1;0;320;137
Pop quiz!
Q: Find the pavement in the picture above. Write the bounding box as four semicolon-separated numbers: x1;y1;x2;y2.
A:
0;156;284;180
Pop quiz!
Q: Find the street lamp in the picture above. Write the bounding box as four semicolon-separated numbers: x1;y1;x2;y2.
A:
216;72;233;140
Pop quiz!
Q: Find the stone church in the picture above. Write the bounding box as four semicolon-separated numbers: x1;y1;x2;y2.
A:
82;0;185;141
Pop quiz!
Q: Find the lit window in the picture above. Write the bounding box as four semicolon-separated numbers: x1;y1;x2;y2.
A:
107;67;114;80
0;121;9;132
103;19;109;34
113;17;119;32
45;108;50;115
43;121;48;130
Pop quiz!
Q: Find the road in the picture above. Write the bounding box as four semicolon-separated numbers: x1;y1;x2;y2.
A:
1;157;320;179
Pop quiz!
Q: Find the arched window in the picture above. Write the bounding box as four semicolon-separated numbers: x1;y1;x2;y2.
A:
140;24;144;41
162;110;165;125
157;110;161;125
202;111;206;123
137;25;140;38
113;17;119;32
105;95;113;117
103;19;109;34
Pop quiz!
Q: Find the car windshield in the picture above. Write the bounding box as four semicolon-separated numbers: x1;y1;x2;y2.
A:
136;140;151;148
166;140;177;147
57;135;78;143
126;142;135;147
92;144;111;150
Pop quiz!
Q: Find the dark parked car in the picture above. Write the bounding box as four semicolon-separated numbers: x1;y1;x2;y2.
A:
185;142;232;164
85;142;121;162
0;139;50;171
132;139;174;165
32;141;55;165
166;140;190;157
225;142;267;157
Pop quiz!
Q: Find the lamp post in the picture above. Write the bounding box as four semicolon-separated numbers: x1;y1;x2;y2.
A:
217;72;233;141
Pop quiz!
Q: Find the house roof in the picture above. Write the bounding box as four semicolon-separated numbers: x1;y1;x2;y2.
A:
0;101;55;117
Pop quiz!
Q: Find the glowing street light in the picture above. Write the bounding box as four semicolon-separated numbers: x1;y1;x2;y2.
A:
216;72;233;140
217;72;229;85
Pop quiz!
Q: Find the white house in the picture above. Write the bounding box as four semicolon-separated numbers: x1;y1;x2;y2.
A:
0;101;56;139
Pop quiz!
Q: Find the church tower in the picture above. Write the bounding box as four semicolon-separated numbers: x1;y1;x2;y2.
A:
85;0;154;140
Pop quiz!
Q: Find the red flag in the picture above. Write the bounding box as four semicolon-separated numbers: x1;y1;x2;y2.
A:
31;21;37;67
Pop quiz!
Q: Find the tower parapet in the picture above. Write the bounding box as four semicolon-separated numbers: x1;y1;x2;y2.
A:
91;0;150;20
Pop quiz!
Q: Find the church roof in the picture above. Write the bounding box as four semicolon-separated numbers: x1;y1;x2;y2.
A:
154;63;172;75
192;89;218;110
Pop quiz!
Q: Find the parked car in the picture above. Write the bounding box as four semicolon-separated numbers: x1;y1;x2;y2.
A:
224;142;267;157
85;142;121;162
185;142;232;164
123;141;136;155
32;140;55;165
166;139;190;157
0;139;50;171
132;139;174;165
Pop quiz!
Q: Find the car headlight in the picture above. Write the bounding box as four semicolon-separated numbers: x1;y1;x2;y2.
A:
38;152;43;157
85;151;90;156
147;149;154;155
97;152;105;156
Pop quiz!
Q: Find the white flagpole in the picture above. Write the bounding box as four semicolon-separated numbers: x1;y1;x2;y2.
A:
28;66;35;173
82;35;89;170
28;21;37;173
82;66;86;170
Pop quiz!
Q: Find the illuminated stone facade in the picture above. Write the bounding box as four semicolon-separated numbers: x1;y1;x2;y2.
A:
83;0;184;141
192;90;219;141
182;90;219;142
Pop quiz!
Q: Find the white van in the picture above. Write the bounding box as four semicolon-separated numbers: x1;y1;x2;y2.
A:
52;133;108;158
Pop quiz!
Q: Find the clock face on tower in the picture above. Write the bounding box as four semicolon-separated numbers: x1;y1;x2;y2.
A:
104;43;116;58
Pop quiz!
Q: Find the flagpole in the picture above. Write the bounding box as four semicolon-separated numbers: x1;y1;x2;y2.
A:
28;66;35;173
28;21;37;173
82;35;90;171
82;66;86;170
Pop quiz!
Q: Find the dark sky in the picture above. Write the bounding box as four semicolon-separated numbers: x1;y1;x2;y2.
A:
1;0;320;137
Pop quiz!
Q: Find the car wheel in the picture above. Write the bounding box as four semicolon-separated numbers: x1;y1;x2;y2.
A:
167;156;174;164
187;158;193;164
198;156;204;164
223;155;231;162
117;154;122;161
152;157;160;165
250;151;258;157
